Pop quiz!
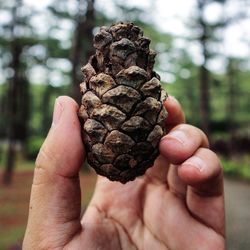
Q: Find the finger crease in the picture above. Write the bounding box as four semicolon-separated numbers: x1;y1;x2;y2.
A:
144;224;170;250
144;173;168;188
169;186;186;200
189;210;225;239
90;204;139;250
109;216;138;250
191;187;223;198
36;148;79;180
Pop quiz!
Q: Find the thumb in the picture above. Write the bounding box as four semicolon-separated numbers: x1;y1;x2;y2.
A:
23;96;85;249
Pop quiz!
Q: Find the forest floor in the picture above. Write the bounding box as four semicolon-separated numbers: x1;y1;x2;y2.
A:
0;170;97;250
0;170;250;249
225;178;250;250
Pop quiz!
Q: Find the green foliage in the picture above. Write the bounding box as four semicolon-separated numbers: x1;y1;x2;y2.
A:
222;156;250;181
28;84;68;137
48;6;75;20
42;37;70;58
212;0;227;3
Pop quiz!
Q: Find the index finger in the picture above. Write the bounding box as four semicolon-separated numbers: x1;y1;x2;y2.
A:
164;96;185;132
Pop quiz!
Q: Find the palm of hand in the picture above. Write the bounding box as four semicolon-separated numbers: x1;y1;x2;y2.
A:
73;158;224;250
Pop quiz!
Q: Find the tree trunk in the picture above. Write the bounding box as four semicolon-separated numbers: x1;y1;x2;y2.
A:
3;0;23;185
3;42;22;185
227;59;237;155
3;141;16;185
197;0;210;137
71;0;95;103
199;65;210;136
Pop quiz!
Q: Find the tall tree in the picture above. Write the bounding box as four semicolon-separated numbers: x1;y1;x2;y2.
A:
47;0;95;102
0;0;37;184
194;0;248;137
195;0;226;136
71;0;95;102
3;0;24;184
197;0;210;135
227;58;237;153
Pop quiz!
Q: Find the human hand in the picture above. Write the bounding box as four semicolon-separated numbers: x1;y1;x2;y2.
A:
23;96;225;250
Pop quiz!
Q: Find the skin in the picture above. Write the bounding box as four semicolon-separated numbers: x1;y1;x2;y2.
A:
23;96;225;250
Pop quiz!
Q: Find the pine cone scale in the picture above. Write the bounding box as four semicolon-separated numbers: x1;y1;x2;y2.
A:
102;85;141;113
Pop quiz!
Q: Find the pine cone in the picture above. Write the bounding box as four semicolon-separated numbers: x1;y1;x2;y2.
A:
79;22;168;183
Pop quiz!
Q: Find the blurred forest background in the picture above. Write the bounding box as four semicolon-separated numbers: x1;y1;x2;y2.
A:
0;0;249;249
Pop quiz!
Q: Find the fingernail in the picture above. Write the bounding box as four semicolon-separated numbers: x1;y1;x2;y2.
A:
52;98;63;127
162;130;187;145
183;156;204;172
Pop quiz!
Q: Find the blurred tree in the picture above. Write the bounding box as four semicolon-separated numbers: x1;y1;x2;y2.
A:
71;0;95;102
0;0;37;184
2;0;25;184
172;50;200;125
193;0;248;137
0;85;8;138
226;57;238;153
47;0;96;102
195;0;226;136
225;57;250;153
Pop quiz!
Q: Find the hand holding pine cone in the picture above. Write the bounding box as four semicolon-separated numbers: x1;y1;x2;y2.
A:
79;22;168;183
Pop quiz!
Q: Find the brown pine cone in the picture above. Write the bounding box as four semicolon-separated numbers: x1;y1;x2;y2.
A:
79;22;168;183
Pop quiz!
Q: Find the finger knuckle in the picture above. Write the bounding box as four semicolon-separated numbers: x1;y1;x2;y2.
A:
198;148;223;173
35;148;49;169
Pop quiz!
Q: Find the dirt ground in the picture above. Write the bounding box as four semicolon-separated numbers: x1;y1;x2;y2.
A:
0;172;250;249
224;178;250;250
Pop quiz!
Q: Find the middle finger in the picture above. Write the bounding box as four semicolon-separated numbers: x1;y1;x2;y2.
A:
159;124;209;165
